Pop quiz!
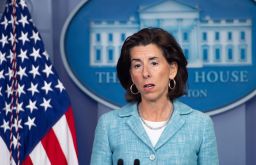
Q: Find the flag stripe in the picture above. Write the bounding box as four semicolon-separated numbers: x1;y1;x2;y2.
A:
0;137;10;165
29;142;51;165
0;137;16;165
53;112;79;164
41;128;67;165
22;156;33;165
66;107;78;156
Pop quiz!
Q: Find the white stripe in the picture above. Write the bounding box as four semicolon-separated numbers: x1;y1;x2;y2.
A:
53;115;78;165
0;137;16;165
0;136;16;165
29;142;51;165
0;137;10;165
11;157;16;165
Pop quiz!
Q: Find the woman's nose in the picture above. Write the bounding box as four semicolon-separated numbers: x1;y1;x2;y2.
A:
143;67;151;78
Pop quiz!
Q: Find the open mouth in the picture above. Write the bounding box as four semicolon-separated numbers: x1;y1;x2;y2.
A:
144;84;155;88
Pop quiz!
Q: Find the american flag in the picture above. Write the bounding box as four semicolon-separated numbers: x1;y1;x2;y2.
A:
0;0;78;164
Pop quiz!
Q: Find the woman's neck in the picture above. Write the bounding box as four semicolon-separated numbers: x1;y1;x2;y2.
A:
138;99;173;122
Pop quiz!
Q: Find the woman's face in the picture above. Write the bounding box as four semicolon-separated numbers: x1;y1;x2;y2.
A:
129;43;177;102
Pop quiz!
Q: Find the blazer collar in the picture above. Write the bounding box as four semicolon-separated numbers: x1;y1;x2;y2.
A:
118;103;138;117
117;100;193;150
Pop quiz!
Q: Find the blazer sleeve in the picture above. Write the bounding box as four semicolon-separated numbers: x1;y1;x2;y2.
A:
198;115;219;165
90;114;112;165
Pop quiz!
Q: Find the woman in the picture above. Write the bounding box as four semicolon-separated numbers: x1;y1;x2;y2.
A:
91;27;219;165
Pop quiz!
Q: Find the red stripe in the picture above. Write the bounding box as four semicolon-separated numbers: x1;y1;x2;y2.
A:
22;156;33;165
41;128;67;165
65;107;78;157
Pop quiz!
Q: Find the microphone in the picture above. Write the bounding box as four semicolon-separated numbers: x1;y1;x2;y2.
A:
134;159;140;165
117;159;123;165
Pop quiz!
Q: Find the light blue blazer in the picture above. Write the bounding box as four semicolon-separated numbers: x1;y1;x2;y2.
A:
90;100;219;165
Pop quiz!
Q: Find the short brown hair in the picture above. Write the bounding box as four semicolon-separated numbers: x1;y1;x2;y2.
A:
116;27;188;102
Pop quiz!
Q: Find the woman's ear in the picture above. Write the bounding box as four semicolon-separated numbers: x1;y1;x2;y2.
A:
169;62;178;79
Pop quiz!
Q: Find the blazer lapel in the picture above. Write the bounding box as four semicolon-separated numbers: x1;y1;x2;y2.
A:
154;104;186;150
126;116;153;149
119;103;153;149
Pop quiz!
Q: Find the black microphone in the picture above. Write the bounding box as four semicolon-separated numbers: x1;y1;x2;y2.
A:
134;159;140;165
117;159;123;165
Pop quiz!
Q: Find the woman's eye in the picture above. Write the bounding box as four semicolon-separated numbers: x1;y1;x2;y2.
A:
151;61;158;66
133;64;141;68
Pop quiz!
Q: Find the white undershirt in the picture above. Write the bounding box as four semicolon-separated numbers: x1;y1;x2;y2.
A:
140;120;167;147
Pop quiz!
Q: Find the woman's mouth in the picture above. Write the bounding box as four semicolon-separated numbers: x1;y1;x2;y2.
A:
143;83;155;89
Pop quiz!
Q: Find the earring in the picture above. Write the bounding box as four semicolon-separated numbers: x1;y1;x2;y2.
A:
130;84;139;95
169;79;176;90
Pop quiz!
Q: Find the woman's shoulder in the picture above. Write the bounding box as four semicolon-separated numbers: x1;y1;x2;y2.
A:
97;103;137;123
190;109;213;125
174;100;212;122
174;101;214;135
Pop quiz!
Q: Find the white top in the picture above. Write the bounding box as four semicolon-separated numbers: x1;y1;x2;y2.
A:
140;120;167;147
